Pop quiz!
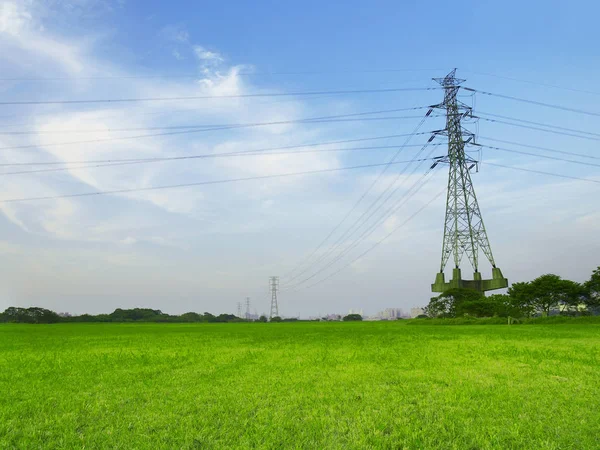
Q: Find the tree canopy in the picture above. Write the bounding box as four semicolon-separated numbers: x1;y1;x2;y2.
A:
342;314;363;321
423;268;599;319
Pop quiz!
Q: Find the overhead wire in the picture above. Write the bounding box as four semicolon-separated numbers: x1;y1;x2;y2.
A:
0;87;440;106
477;111;600;139
463;87;600;118
475;143;600;169
463;70;600;97
283;133;439;287
0;157;441;204
288;187;447;291
476;117;600;142
483;163;600;185
0;68;442;82
0;113;443;152
285;165;443;291
478;136;599;161
0;144;444;176
0;106;432;135
281;109;434;283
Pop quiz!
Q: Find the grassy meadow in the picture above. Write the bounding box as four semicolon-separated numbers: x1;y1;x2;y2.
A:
1;321;599;449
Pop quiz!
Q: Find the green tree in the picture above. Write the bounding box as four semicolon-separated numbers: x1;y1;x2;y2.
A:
270;316;283;322
508;274;584;316
342;314;363;321
424;288;484;318
486;293;527;318
584;267;600;312
258;315;268;322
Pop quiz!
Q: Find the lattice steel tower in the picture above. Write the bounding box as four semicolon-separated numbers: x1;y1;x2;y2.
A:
431;70;508;293
245;297;251;319
269;276;279;318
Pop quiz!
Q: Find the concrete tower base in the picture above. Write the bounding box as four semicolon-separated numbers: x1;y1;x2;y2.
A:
431;268;508;293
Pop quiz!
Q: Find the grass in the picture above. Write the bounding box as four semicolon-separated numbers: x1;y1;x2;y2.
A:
0;322;599;449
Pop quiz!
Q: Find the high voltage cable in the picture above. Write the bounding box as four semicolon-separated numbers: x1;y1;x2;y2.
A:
476;117;600;142
281;109;434;283
0;92;344;126
0;114;445;136
478;136;599;161
0;158;440;204
290;187;447;291
0;106;431;135
0;87;440;106
284;148;440;290
0;68;441;81
476;144;600;169
286;169;443;291
463;87;600;118
0;140;441;167
477;111;600;138
463;70;600;97
0;145;443;176
283;133;438;286
0;113;442;152
483;163;600;185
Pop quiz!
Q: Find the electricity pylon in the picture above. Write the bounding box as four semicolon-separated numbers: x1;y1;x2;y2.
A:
236;302;242;318
431;69;508;293
269;276;279;318
245;297;251;319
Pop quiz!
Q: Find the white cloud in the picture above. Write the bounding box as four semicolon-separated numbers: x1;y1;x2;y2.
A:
0;1;32;36
193;45;224;65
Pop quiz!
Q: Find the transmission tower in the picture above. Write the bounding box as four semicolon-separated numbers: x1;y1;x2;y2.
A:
236;302;242;318
431;69;508;293
269;276;279;318
245;297;251;319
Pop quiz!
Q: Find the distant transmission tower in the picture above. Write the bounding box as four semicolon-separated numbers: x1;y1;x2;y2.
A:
245;297;251;319
236;302;242;318
431;69;508;293
269;276;279;318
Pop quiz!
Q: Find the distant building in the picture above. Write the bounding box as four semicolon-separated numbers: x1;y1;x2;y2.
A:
410;307;425;318
374;308;404;320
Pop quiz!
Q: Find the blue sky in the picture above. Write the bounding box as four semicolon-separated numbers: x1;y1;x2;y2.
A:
0;0;598;316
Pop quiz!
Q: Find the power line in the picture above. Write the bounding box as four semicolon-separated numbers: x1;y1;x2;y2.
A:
463;87;600;118
0;68;442;82
283;134;439;286
477;144;600;169
281;109;434;283
463;70;600;97
0;106;431;135
0;87;440;106
0;142;444;167
1;114;446;137
478;136;599;161
483;163;600;185
0;93;347;126
0;144;444;176
0;114;442;152
477;111;600;139
476;117;600;142
0;157;440;204
288;178;446;292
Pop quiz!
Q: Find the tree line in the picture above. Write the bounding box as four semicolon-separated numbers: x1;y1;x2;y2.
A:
0;307;258;324
423;267;600;319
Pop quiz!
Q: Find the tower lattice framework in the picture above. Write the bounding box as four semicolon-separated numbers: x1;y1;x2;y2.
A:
431;70;508;293
269;276;279;318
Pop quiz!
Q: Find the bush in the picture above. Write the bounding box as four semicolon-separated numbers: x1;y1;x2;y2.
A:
342;314;363;321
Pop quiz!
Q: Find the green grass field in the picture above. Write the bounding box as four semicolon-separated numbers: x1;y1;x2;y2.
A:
1;322;599;449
